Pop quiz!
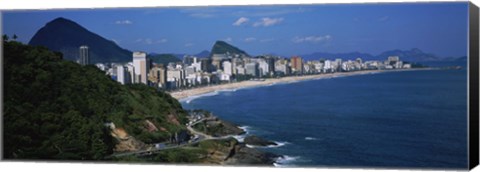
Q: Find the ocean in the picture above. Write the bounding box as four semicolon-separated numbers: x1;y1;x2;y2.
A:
181;63;468;169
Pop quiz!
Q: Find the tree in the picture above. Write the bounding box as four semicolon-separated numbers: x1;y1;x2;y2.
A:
2;34;8;41
12;34;18;40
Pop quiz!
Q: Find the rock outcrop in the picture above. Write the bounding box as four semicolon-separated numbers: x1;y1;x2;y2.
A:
244;135;277;147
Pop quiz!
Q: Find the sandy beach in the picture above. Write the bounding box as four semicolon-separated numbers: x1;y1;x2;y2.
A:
168;68;433;100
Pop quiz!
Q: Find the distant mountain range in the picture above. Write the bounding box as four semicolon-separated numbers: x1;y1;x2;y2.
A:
148;53;182;65
29;17;132;63
300;48;464;62
29;17;465;64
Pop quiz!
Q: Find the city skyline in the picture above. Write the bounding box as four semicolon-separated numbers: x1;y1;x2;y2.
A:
2;2;468;58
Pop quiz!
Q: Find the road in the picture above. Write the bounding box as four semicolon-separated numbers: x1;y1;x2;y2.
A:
107;116;238;158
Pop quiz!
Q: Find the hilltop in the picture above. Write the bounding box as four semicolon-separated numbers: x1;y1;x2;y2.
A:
210;41;249;57
29;17;133;63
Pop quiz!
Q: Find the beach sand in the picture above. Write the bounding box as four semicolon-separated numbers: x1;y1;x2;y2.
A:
168;68;432;100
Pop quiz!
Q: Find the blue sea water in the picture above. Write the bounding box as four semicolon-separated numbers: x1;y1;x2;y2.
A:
181;66;468;169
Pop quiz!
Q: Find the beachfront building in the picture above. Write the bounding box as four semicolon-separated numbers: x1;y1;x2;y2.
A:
245;62;259;78
223;61;233;76
291;56;303;74
387;56;400;64
191;57;202;72
275;59;291;76
200;58;212;72
212;54;229;70
258;60;270;77
236;66;246;75
266;57;276;74
167;69;185;88
323;60;333;73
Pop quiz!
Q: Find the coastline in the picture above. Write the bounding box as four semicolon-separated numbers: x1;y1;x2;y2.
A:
169;68;434;101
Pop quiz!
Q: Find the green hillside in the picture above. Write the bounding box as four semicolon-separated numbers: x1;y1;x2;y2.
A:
210;41;249;57
148;53;182;65
3;39;187;160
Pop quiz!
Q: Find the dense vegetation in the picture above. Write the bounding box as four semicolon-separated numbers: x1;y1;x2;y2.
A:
3;39;188;160
148;54;182;66
114;138;238;164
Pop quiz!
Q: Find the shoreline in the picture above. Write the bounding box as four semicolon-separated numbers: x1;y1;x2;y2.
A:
169;68;434;101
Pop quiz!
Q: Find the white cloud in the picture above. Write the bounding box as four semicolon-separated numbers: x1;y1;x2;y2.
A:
135;38;167;45
184;43;194;47
232;17;249;26
156;39;168;43
253;17;284;27
244;37;257;42
180;8;219;18
378;16;389;22
260;38;275;42
292;35;332;43
190;13;215;18
232;7;309;17
115;20;133;25
224;37;233;42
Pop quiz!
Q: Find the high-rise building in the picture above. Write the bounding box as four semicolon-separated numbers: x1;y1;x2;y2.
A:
79;45;89;66
167;69;185;88
258;60;269;77
126;63;135;84
133;52;149;84
245;62;259;77
222;61;233;76
211;54;228;70
200;58;212;72
266;57;275;74
291;56;303;74
116;65;129;85
148;66;167;88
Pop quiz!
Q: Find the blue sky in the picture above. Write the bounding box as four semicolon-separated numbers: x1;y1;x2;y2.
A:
2;2;469;57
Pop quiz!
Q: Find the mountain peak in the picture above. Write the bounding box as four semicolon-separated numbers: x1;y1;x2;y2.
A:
210;40;249;57
410;48;423;53
29;17;132;63
45;17;80;28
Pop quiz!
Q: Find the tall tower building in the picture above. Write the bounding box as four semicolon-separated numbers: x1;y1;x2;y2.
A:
79;45;89;66
291;56;303;74
133;52;149;84
116;65;129;85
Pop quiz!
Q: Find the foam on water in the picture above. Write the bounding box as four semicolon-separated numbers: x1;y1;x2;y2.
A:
274;155;301;167
267;141;289;148
305;137;318;141
232;126;252;142
180;91;220;104
245;141;289;148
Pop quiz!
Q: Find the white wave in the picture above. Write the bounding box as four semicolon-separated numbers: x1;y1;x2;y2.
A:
218;88;238;92
238;126;251;134
231;126;251;142
305;137;318;141
179;91;220;104
233;134;246;142
274;155;300;167
246;141;289;148
266;141;289;148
